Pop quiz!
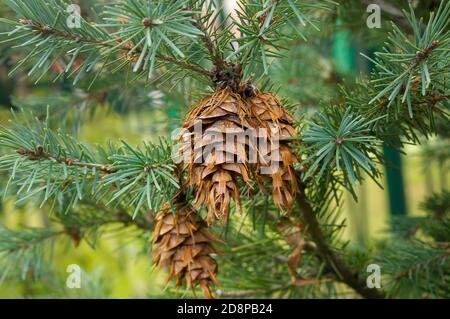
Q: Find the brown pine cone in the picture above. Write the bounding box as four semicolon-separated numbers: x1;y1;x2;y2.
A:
152;204;222;298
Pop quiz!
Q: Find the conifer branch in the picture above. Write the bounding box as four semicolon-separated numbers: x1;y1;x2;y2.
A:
79;199;154;231
0;0;448;299
188;8;225;71
14;19;212;79
0;225;65;280
0;111;178;216
1;228;65;255
155;53;212;77
15;146;114;173
295;180;385;299
394;246;450;281
362;1;449;115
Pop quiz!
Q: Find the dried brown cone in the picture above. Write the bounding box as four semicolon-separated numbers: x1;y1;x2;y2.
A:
179;89;253;224
152;204;222;298
248;92;299;210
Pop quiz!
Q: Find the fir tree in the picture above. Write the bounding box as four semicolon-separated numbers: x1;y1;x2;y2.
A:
0;0;448;298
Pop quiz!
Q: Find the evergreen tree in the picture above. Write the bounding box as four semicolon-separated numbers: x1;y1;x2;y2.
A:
0;0;448;298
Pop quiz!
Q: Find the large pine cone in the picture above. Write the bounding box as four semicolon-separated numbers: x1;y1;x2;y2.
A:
152;204;221;298
179;88;299;223
180;89;253;224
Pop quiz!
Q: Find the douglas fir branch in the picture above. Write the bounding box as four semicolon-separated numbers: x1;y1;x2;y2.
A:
0;0;448;299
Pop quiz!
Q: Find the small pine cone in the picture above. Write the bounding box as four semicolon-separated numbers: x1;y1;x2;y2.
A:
249;92;299;210
180;89;253;224
152;204;222;298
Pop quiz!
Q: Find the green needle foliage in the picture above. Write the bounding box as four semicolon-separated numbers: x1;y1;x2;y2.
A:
0;0;111;85
104;139;178;217
370;190;450;298
0;109;178;216
230;0;336;79
98;0;202;76
0;225;60;282
365;1;449;115
0;0;448;298
302;107;383;195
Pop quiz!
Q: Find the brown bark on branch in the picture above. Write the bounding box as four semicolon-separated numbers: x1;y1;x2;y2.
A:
295;182;385;299
19;21;213;79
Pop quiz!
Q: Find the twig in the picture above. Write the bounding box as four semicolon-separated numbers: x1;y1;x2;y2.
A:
5;230;66;254
191;18;225;71
16;146;114;173
20;21;213;79
155;53;212;77
81;199;154;231
394;247;450;280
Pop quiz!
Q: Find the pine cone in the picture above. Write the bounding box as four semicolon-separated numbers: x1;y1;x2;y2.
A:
179;88;299;223
152;204;221;298
180;89;253;224
249;92;299;210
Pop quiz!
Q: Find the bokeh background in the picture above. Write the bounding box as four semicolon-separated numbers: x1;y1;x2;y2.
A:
0;0;448;298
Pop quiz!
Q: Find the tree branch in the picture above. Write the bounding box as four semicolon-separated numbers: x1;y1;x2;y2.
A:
191;18;225;71
80;199;154;231
155;53;212;77
3;230;66;254
394;246;450;280
19;21;213;79
295;182;385;299
16;145;114;173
